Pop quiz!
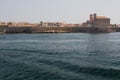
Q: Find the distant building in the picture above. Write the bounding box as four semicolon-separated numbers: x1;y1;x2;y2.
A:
64;23;81;27
39;22;65;27
7;22;18;26
0;22;7;26
7;22;38;27
82;13;110;27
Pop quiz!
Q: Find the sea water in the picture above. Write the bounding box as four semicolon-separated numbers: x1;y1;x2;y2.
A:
0;33;120;80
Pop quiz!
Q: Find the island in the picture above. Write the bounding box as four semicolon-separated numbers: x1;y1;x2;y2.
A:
0;13;119;33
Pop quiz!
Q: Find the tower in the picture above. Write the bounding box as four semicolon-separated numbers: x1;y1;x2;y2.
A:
90;14;93;22
93;13;97;21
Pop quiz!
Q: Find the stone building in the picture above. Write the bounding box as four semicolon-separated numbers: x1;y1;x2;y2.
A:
82;13;110;27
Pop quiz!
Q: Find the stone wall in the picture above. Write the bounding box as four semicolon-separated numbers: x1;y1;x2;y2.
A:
0;26;119;34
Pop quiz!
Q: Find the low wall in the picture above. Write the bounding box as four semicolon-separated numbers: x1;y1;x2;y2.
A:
6;27;32;33
0;26;119;33
31;27;118;33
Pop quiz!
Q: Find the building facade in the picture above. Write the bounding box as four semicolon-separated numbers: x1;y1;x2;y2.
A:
82;13;110;27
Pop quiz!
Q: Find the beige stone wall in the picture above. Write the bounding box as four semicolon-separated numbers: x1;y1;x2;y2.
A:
94;19;110;26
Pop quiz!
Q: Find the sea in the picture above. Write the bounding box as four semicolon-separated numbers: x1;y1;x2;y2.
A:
0;33;120;80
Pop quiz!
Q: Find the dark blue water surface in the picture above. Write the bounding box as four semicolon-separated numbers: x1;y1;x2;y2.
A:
0;33;120;80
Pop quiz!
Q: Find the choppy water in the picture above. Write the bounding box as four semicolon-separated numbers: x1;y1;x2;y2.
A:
0;33;120;80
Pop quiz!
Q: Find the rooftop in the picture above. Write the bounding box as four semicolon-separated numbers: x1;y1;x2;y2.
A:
96;16;110;19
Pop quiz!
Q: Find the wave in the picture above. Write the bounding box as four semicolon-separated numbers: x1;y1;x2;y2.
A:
1;49;120;79
0;49;64;56
0;57;84;80
0;54;120;80
35;59;120;79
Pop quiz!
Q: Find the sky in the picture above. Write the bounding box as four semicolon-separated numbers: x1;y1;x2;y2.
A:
0;0;120;24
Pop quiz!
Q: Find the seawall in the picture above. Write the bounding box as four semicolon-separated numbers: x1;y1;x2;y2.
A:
0;26;119;33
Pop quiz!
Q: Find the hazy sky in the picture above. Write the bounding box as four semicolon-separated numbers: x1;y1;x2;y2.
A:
0;0;120;24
